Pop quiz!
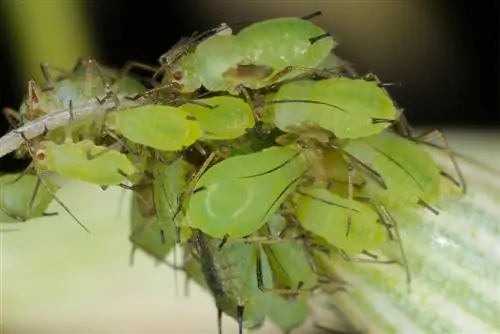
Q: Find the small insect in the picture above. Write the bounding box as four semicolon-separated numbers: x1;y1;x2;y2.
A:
294;188;388;256
165;12;335;94
181;146;309;238
338;131;442;211
179;96;255;140
193;229;274;334
0;173;58;222
129;157;192;262
31;139;139;186
263;76;400;140
106;104;202;152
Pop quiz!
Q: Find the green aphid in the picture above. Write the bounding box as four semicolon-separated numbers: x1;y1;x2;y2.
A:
129;158;191;262
0;173;58;223
194;230;274;334
32;139;138;186
294;188;387;256
171;12;335;94
179;96;255;140
182;146;309;238
266;76;399;140
106;105;202;152
340;131;442;210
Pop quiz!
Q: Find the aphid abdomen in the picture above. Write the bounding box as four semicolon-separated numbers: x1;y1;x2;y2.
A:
109;105;202;151
40;140;137;185
295;188;386;255
0;173;57;222
179;96;255;140
194;34;244;93
237;17;335;85
183;146;309;238
343;132;441;208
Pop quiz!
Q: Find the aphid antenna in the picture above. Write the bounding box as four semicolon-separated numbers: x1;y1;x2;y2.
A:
119;61;159;79
260;98;348;113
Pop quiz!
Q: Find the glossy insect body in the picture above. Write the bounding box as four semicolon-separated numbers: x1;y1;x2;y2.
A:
182;146;309;238
173;15;335;94
340;131;442;209
179;96;255;140
32;140;138;186
294;188;387;255
194;230;274;333
106;105;202;152
0;173;58;222
268;77;399;140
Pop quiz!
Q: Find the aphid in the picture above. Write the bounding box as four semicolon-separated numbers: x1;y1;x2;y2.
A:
129;157;192;262
3;58;145;125
264;76;399;140
31;139;139;186
167;12;335;94
181;146;309;238
106;105;202;152
179;96;255;140
338;131;442;211
294;188;387;256
0;173;58;222
193;229;274;334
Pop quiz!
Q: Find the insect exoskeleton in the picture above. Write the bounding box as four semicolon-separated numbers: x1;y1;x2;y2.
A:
338;130;442;211
31;139;139;186
0;173;59;222
262;76;400;140
105;104;202;152
167;13;335;95
293;187;388;256
193;230;274;334
179;96;255;140
180;145;309;239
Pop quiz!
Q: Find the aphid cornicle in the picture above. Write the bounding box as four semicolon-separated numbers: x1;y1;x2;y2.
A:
0;173;58;223
167;12;335;94
193;230;274;334
181;146;309;238
264;77;400;140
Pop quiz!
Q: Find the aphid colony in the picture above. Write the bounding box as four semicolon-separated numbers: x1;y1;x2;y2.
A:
0;11;465;334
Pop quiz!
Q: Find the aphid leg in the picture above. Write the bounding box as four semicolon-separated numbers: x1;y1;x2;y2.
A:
267;65;331;84
2;107;23;128
172;152;218;242
238;84;262;122
217;308;223;334
39;61;72;91
236;304;244;334
254;244;319;295
85;141;123;160
354;196;411;291
346;161;354;237
120;61;159;77
413;129;466;193
39;174;90;233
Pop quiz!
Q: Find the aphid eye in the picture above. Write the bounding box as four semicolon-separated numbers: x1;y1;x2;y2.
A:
173;71;183;81
35;149;46;161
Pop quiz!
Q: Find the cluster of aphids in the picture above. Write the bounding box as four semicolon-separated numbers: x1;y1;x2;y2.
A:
0;11;466;334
